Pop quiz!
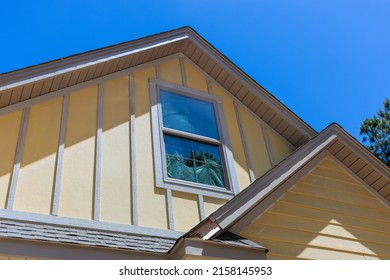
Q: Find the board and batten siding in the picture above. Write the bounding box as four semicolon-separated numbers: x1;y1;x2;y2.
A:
0;55;293;232
239;156;390;260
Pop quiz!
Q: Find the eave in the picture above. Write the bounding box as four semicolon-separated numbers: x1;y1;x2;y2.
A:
0;27;316;148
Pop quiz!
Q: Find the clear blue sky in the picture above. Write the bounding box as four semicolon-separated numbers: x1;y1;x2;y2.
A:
1;1;389;141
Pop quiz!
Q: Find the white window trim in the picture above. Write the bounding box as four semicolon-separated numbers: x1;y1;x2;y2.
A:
149;78;239;199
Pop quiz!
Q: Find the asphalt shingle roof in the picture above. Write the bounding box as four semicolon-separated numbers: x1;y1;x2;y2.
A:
0;219;176;253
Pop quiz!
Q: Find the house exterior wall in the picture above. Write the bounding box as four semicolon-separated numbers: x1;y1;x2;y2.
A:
239;156;390;259
0;55;293;232
0;111;22;208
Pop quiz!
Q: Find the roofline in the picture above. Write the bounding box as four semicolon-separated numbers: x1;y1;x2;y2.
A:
0;27;192;90
0;26;316;139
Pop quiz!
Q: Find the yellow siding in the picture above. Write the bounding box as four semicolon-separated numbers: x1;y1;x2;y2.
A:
238;107;271;178
203;197;227;217
239;156;390;260
135;67;168;229
100;76;131;224
58;87;98;220
160;58;182;85
265;127;294;164
184;60;208;92
212;84;251;191
14;98;62;214
0;111;22;208
172;191;200;231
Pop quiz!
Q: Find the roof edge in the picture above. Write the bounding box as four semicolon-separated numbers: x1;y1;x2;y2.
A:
0;27;192;90
187;123;390;238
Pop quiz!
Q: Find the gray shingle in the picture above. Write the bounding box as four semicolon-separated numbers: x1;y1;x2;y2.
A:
0;218;176;254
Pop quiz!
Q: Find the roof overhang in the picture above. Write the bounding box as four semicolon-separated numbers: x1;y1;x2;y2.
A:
0;27;315;147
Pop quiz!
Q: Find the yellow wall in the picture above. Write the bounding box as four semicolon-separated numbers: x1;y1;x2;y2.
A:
212;84;251;191
0;111;22;208
184;60;208;92
0;55;297;233
239;107;271;178
172;191;200;232
204;197;227;217
160;59;182;85
58;87;98;220
14;98;62;214
266;127;294;165
239;156;390;260
134;67;169;229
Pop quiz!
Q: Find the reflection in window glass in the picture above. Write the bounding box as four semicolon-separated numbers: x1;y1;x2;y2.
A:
164;135;225;188
160;90;219;139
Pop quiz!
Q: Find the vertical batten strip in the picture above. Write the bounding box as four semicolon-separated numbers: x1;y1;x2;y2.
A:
155;65;161;80
206;78;213;94
262;124;276;167
51;94;69;215
6;107;30;210
93;84;103;220
129;73;138;225
234;102;255;183
166;189;175;230
179;56;187;87
198;194;205;220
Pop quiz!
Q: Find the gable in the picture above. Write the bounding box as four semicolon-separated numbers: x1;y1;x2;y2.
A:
0;27;315;149
0;53;295;238
238;156;390;259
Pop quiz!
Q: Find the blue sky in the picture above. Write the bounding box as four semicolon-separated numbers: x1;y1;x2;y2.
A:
1;1;389;140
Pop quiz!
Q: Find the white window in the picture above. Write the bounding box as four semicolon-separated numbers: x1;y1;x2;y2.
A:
150;79;239;199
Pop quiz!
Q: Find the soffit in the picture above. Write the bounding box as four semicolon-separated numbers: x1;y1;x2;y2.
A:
0;27;315;147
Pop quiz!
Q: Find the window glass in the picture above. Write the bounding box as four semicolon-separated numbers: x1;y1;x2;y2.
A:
160;90;219;139
164;134;225;188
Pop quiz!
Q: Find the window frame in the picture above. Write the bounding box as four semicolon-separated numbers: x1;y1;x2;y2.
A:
150;78;239;199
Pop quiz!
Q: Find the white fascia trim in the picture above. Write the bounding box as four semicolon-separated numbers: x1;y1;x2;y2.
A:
0;35;189;91
0;209;183;239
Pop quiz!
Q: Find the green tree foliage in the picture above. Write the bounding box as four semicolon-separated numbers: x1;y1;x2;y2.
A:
360;98;390;166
